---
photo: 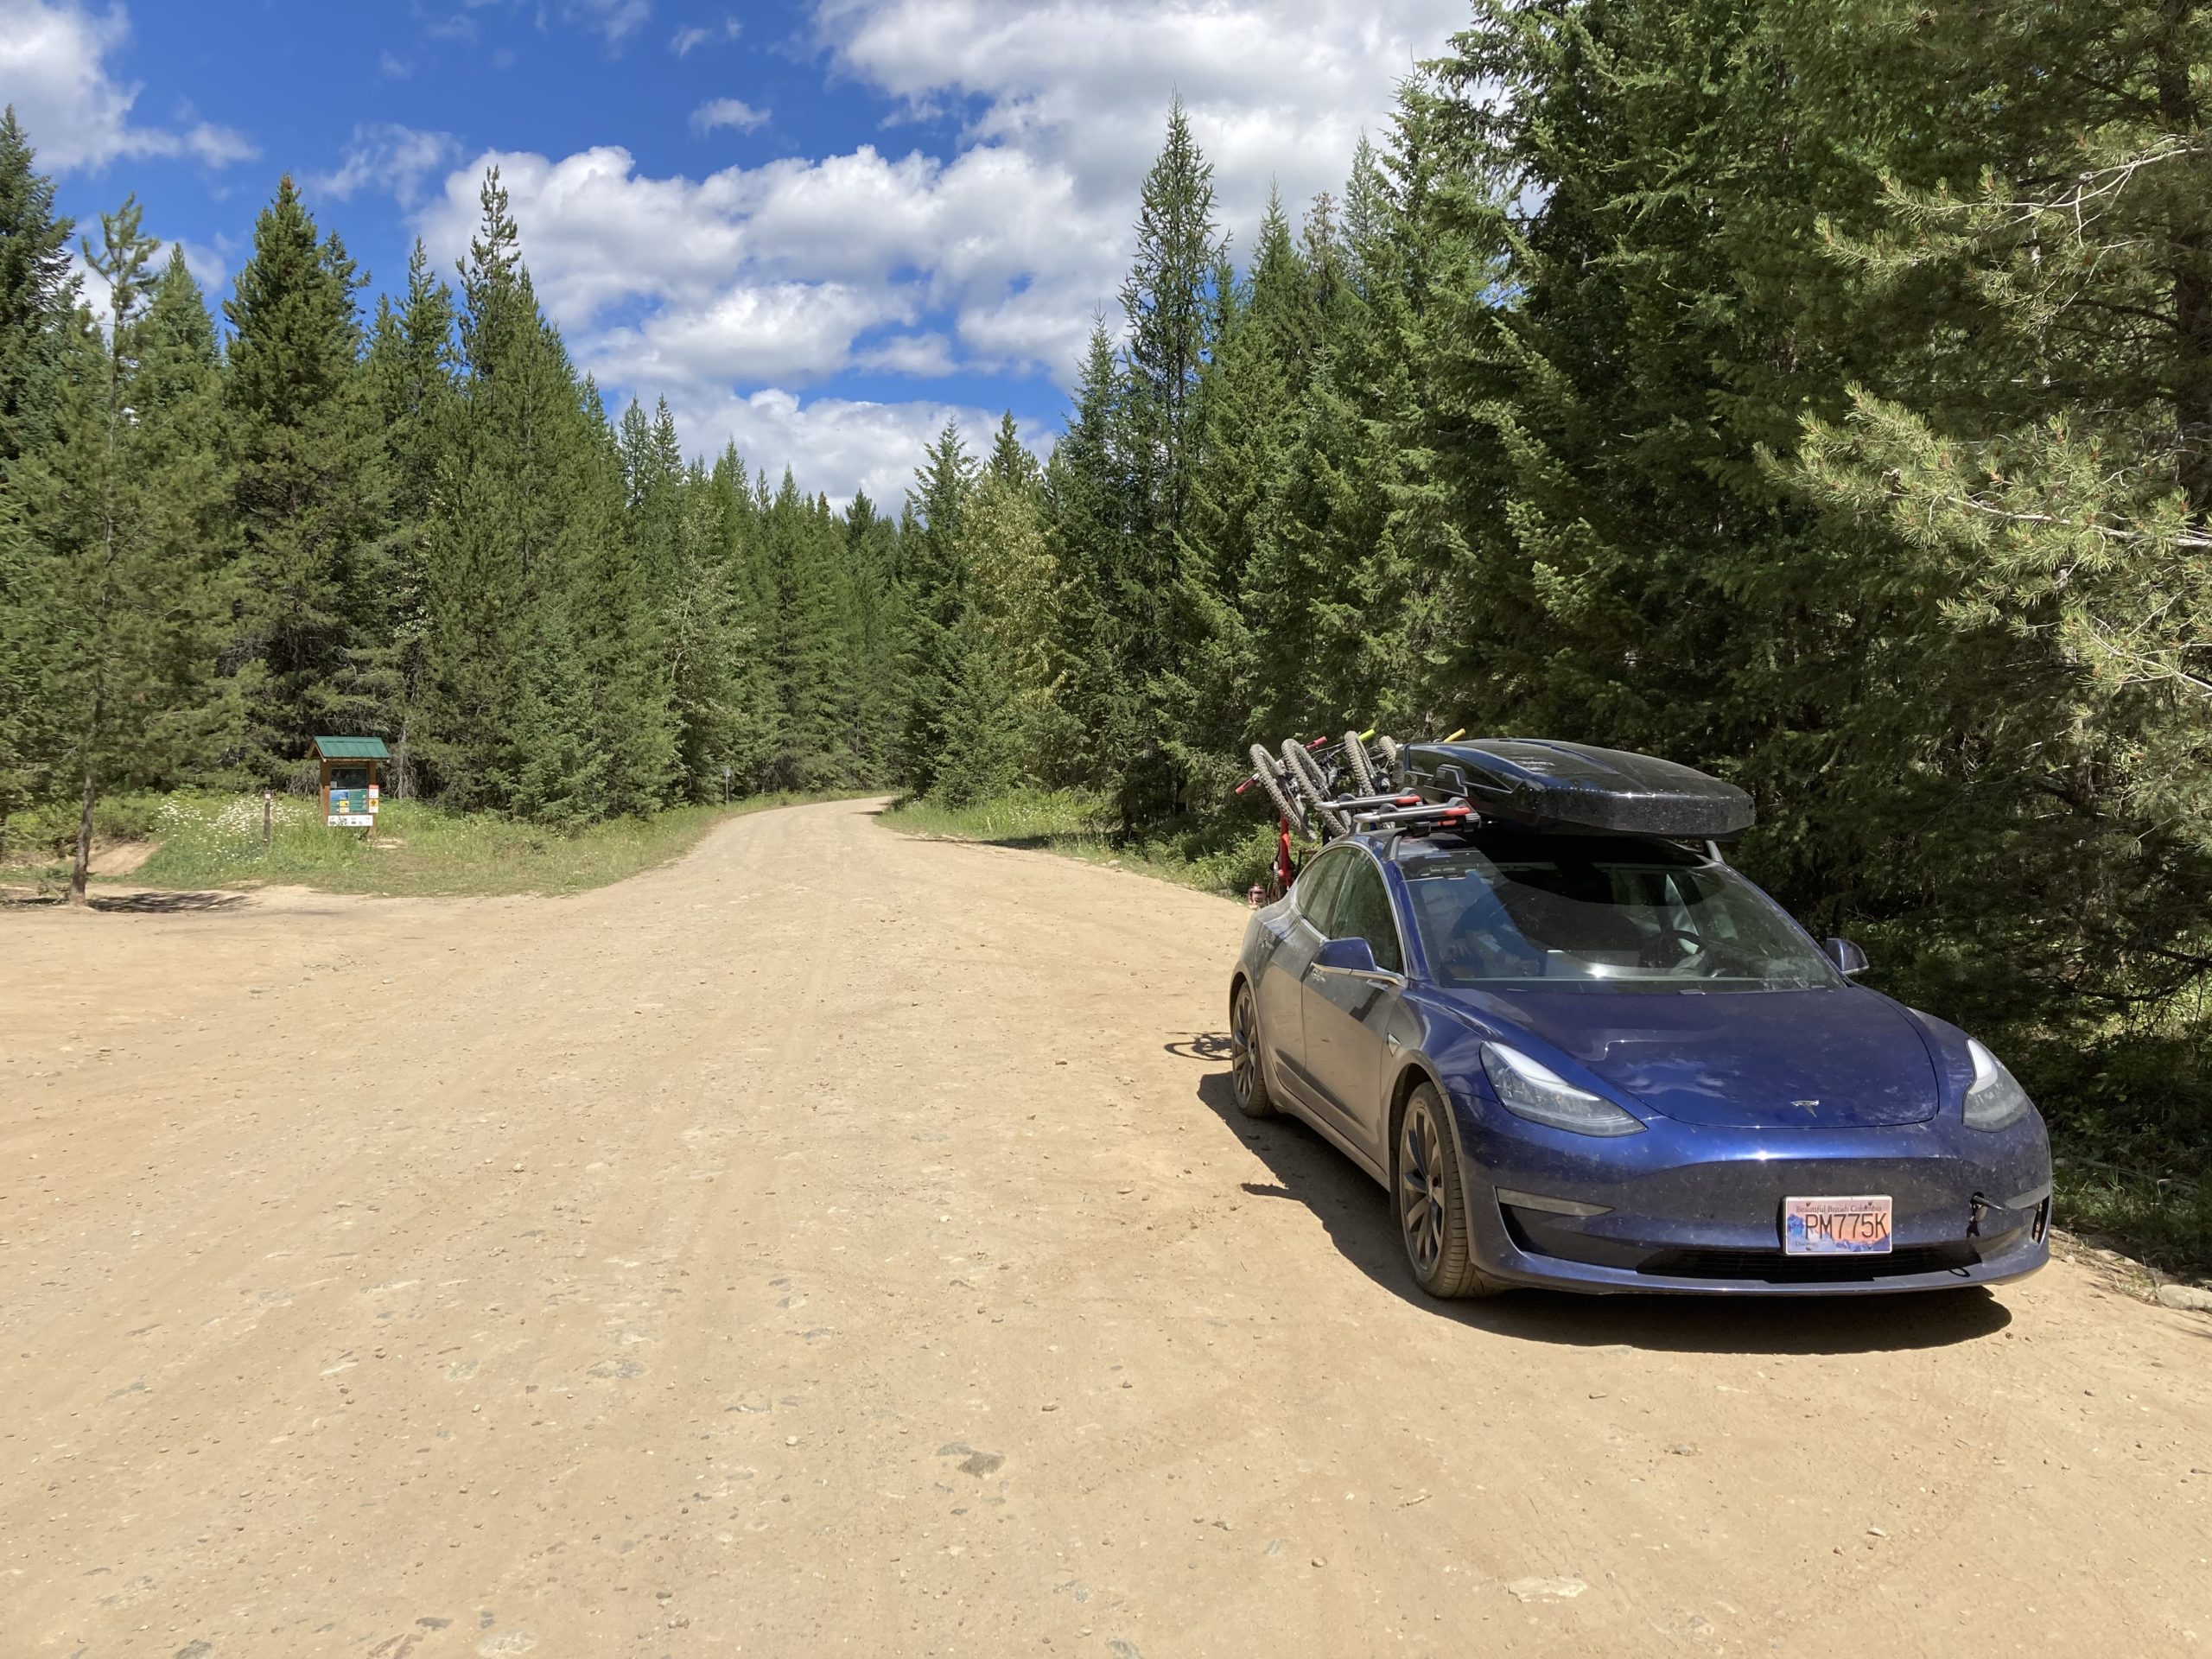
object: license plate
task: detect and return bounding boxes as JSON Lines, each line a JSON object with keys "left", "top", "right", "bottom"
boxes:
{"left": 1783, "top": 1195, "right": 1893, "bottom": 1255}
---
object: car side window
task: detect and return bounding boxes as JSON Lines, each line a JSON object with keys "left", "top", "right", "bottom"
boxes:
{"left": 1332, "top": 856, "right": 1406, "bottom": 976}
{"left": 1294, "top": 849, "right": 1351, "bottom": 937}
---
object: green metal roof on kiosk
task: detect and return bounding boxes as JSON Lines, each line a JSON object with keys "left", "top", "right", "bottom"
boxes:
{"left": 311, "top": 735, "right": 391, "bottom": 760}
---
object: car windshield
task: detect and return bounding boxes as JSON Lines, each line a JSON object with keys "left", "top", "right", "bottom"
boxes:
{"left": 1398, "top": 834, "right": 1840, "bottom": 993}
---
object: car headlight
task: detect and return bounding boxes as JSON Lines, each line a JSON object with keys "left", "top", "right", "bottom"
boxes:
{"left": 1964, "top": 1039, "right": 2035, "bottom": 1131}
{"left": 1480, "top": 1043, "right": 1645, "bottom": 1137}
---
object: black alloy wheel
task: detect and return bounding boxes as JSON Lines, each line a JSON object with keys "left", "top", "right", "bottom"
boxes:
{"left": 1230, "top": 982, "right": 1275, "bottom": 1118}
{"left": 1395, "top": 1083, "right": 1497, "bottom": 1298}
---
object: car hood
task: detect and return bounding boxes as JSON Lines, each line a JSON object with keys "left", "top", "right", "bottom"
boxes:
{"left": 1471, "top": 987, "right": 1940, "bottom": 1128}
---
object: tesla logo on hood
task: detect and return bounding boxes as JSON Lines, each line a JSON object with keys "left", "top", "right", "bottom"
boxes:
{"left": 1792, "top": 1099, "right": 1821, "bottom": 1110}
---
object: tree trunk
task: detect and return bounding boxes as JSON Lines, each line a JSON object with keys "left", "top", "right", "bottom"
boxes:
{"left": 67, "top": 764, "right": 95, "bottom": 907}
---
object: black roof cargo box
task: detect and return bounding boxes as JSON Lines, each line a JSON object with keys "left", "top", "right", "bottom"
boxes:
{"left": 1404, "top": 739, "right": 1754, "bottom": 838}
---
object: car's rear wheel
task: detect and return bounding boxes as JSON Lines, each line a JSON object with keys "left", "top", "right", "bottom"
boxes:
{"left": 1230, "top": 981, "right": 1275, "bottom": 1118}
{"left": 1397, "top": 1083, "right": 1499, "bottom": 1298}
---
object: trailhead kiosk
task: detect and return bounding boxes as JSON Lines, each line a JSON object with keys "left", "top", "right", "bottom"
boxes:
{"left": 313, "top": 735, "right": 389, "bottom": 829}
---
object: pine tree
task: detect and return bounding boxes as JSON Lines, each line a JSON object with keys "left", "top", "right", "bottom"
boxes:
{"left": 0, "top": 107, "right": 75, "bottom": 469}
{"left": 1243, "top": 129, "right": 1441, "bottom": 747}
{"left": 749, "top": 470, "right": 862, "bottom": 789}
{"left": 421, "top": 169, "right": 588, "bottom": 812}
{"left": 1045, "top": 322, "right": 1139, "bottom": 796}
{"left": 897, "top": 421, "right": 976, "bottom": 793}
{"left": 842, "top": 487, "right": 906, "bottom": 785}
{"left": 416, "top": 170, "right": 678, "bottom": 821}
{"left": 660, "top": 458, "right": 744, "bottom": 799}
{"left": 17, "top": 200, "right": 228, "bottom": 901}
{"left": 571, "top": 377, "right": 677, "bottom": 815}
{"left": 364, "top": 240, "right": 457, "bottom": 795}
{"left": 1113, "top": 102, "right": 1230, "bottom": 823}
{"left": 940, "top": 420, "right": 1057, "bottom": 803}
{"left": 705, "top": 442, "right": 779, "bottom": 790}
{"left": 0, "top": 107, "right": 77, "bottom": 850}
{"left": 1122, "top": 97, "right": 1226, "bottom": 552}
{"left": 224, "top": 176, "right": 387, "bottom": 779}
{"left": 1773, "top": 0, "right": 2212, "bottom": 1099}
{"left": 1171, "top": 188, "right": 1326, "bottom": 774}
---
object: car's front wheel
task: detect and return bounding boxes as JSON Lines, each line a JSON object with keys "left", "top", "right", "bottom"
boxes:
{"left": 1230, "top": 981, "right": 1275, "bottom": 1118}
{"left": 1397, "top": 1083, "right": 1499, "bottom": 1299}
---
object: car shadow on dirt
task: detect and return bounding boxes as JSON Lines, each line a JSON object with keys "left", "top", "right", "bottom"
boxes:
{"left": 1185, "top": 1063, "right": 2013, "bottom": 1355}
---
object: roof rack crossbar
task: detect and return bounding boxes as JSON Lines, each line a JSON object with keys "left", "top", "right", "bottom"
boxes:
{"left": 1354, "top": 802, "right": 1477, "bottom": 831}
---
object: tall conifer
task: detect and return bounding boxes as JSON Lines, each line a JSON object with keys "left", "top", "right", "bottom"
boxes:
{"left": 18, "top": 202, "right": 227, "bottom": 900}
{"left": 224, "top": 177, "right": 386, "bottom": 777}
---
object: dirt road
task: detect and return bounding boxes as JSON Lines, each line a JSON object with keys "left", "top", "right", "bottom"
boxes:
{"left": 3, "top": 798, "right": 2208, "bottom": 1657}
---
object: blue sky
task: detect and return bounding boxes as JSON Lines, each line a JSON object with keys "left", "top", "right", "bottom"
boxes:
{"left": 3, "top": 0, "right": 1465, "bottom": 503}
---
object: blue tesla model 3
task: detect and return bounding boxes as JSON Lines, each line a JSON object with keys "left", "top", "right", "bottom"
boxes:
{"left": 1227, "top": 741, "right": 2053, "bottom": 1297}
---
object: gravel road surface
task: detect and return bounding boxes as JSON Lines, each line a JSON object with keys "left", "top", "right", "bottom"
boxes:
{"left": 3, "top": 798, "right": 2209, "bottom": 1656}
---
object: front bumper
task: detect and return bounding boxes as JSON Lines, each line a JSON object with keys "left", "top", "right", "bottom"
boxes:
{"left": 1451, "top": 1091, "right": 2053, "bottom": 1296}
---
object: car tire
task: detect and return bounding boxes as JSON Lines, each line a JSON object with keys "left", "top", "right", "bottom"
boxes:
{"left": 1396, "top": 1082, "right": 1501, "bottom": 1299}
{"left": 1230, "top": 980, "right": 1276, "bottom": 1119}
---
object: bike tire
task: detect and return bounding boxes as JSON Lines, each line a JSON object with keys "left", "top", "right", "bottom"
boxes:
{"left": 1342, "top": 731, "right": 1376, "bottom": 795}
{"left": 1282, "top": 741, "right": 1351, "bottom": 837}
{"left": 1375, "top": 734, "right": 1401, "bottom": 787}
{"left": 1249, "top": 743, "right": 1306, "bottom": 839}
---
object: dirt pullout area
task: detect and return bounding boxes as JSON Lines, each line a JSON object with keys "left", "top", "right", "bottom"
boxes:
{"left": 3, "top": 797, "right": 2208, "bottom": 1657}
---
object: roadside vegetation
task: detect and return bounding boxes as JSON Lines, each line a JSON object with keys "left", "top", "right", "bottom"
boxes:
{"left": 0, "top": 791, "right": 836, "bottom": 899}
{"left": 884, "top": 789, "right": 1278, "bottom": 898}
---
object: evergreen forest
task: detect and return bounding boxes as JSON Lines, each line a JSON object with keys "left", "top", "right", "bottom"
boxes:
{"left": 2, "top": 0, "right": 2208, "bottom": 1254}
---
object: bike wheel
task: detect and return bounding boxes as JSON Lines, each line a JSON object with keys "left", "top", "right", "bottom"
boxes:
{"left": 1249, "top": 743, "right": 1306, "bottom": 839}
{"left": 1374, "top": 735, "right": 1401, "bottom": 787}
{"left": 1342, "top": 731, "right": 1376, "bottom": 795}
{"left": 1282, "top": 741, "right": 1351, "bottom": 837}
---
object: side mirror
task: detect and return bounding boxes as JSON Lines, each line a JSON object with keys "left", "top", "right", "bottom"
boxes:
{"left": 1315, "top": 936, "right": 1382, "bottom": 976}
{"left": 1823, "top": 938, "right": 1869, "bottom": 976}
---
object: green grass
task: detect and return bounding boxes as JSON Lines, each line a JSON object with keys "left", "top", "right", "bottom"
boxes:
{"left": 1, "top": 789, "right": 844, "bottom": 899}
{"left": 2055, "top": 1161, "right": 2212, "bottom": 1280}
{"left": 883, "top": 788, "right": 1278, "bottom": 899}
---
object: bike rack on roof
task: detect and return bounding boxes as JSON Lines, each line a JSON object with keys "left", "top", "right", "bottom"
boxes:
{"left": 1237, "top": 729, "right": 1753, "bottom": 867}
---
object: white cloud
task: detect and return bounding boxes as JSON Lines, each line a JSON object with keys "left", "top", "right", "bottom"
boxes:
{"left": 0, "top": 0, "right": 257, "bottom": 171}
{"left": 563, "top": 0, "right": 651, "bottom": 44}
{"left": 814, "top": 0, "right": 1465, "bottom": 236}
{"left": 414, "top": 1, "right": 1460, "bottom": 497}
{"left": 690, "top": 97, "right": 768, "bottom": 134}
{"left": 308, "top": 124, "right": 462, "bottom": 209}
{"left": 854, "top": 331, "right": 956, "bottom": 377}
{"left": 670, "top": 16, "right": 740, "bottom": 54}
{"left": 668, "top": 387, "right": 1007, "bottom": 508}
{"left": 416, "top": 139, "right": 1109, "bottom": 385}
{"left": 594, "top": 279, "right": 915, "bottom": 385}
